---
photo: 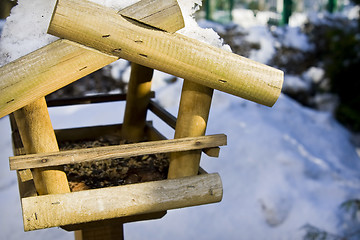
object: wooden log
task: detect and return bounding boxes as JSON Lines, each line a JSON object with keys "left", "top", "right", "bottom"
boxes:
{"left": 10, "top": 134, "right": 227, "bottom": 170}
{"left": 13, "top": 98, "right": 70, "bottom": 195}
{"left": 9, "top": 114, "right": 38, "bottom": 198}
{"left": 168, "top": 81, "right": 214, "bottom": 179}
{"left": 0, "top": 0, "right": 183, "bottom": 120}
{"left": 119, "top": 0, "right": 184, "bottom": 33}
{"left": 22, "top": 173, "right": 223, "bottom": 231}
{"left": 0, "top": 39, "right": 118, "bottom": 119}
{"left": 48, "top": 0, "right": 284, "bottom": 107}
{"left": 121, "top": 63, "right": 154, "bottom": 142}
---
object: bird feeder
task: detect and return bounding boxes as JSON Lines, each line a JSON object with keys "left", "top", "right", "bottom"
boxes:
{"left": 0, "top": 0, "right": 283, "bottom": 239}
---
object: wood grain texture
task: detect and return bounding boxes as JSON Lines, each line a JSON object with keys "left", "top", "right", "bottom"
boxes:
{"left": 121, "top": 63, "right": 153, "bottom": 142}
{"left": 0, "top": 0, "right": 184, "bottom": 120}
{"left": 10, "top": 134, "right": 227, "bottom": 170}
{"left": 119, "top": 0, "right": 184, "bottom": 33}
{"left": 168, "top": 81, "right": 214, "bottom": 179}
{"left": 22, "top": 173, "right": 223, "bottom": 231}
{"left": 0, "top": 39, "right": 117, "bottom": 119}
{"left": 13, "top": 98, "right": 70, "bottom": 195}
{"left": 48, "top": 0, "right": 283, "bottom": 107}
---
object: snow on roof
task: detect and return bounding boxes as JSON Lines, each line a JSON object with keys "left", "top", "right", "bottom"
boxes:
{"left": 0, "top": 0, "right": 230, "bottom": 67}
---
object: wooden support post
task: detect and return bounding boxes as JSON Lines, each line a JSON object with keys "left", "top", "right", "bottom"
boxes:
{"left": 74, "top": 225, "right": 124, "bottom": 240}
{"left": 122, "top": 63, "right": 153, "bottom": 142}
{"left": 168, "top": 81, "right": 214, "bottom": 179}
{"left": 13, "top": 97, "right": 70, "bottom": 195}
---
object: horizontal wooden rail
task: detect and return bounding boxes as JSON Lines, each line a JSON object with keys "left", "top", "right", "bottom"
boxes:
{"left": 22, "top": 173, "right": 223, "bottom": 231}
{"left": 148, "top": 100, "right": 177, "bottom": 129}
{"left": 48, "top": 0, "right": 283, "bottom": 107}
{"left": 10, "top": 134, "right": 227, "bottom": 170}
{"left": 46, "top": 92, "right": 155, "bottom": 107}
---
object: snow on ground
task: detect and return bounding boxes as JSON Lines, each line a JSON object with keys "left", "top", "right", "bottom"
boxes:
{"left": 1, "top": 0, "right": 360, "bottom": 239}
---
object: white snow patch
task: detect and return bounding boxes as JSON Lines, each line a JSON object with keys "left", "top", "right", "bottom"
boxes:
{"left": 246, "top": 26, "right": 275, "bottom": 64}
{"left": 283, "top": 74, "right": 310, "bottom": 93}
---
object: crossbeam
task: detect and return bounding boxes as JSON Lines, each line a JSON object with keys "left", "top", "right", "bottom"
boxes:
{"left": 48, "top": 0, "right": 283, "bottom": 107}
{"left": 9, "top": 134, "right": 227, "bottom": 170}
{"left": 22, "top": 173, "right": 223, "bottom": 231}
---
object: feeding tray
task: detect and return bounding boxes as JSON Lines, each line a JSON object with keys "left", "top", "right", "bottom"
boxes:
{"left": 9, "top": 94, "right": 225, "bottom": 231}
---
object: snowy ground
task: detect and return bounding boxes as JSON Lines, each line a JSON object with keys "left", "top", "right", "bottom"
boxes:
{"left": 1, "top": 1, "right": 360, "bottom": 239}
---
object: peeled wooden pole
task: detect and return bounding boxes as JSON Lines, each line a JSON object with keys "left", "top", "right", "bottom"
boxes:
{"left": 13, "top": 97, "right": 70, "bottom": 195}
{"left": 168, "top": 81, "right": 214, "bottom": 179}
{"left": 121, "top": 63, "right": 153, "bottom": 142}
{"left": 48, "top": 0, "right": 283, "bottom": 107}
{"left": 22, "top": 173, "right": 222, "bottom": 231}
{"left": 0, "top": 0, "right": 183, "bottom": 120}
{"left": 0, "top": 39, "right": 118, "bottom": 119}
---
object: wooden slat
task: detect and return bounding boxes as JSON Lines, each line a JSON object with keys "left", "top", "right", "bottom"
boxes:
{"left": 10, "top": 134, "right": 227, "bottom": 170}
{"left": 46, "top": 93, "right": 155, "bottom": 107}
{"left": 0, "top": 39, "right": 118, "bottom": 119}
{"left": 48, "top": 0, "right": 283, "bottom": 107}
{"left": 148, "top": 100, "right": 177, "bottom": 129}
{"left": 55, "top": 124, "right": 122, "bottom": 143}
{"left": 22, "top": 173, "right": 223, "bottom": 231}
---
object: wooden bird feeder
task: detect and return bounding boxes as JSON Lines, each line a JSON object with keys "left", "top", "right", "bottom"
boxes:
{"left": 0, "top": 0, "right": 283, "bottom": 239}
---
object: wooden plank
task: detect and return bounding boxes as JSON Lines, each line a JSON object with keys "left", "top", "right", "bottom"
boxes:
{"left": 22, "top": 173, "right": 223, "bottom": 231}
{"left": 0, "top": 39, "right": 118, "bottom": 119}
{"left": 13, "top": 97, "right": 70, "bottom": 195}
{"left": 168, "top": 81, "right": 214, "bottom": 179}
{"left": 119, "top": 0, "right": 184, "bottom": 33}
{"left": 48, "top": 0, "right": 284, "bottom": 107}
{"left": 55, "top": 124, "right": 122, "bottom": 143}
{"left": 46, "top": 93, "right": 155, "bottom": 107}
{"left": 148, "top": 100, "right": 177, "bottom": 129}
{"left": 10, "top": 134, "right": 227, "bottom": 170}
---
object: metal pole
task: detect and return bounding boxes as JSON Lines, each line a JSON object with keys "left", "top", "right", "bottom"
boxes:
{"left": 327, "top": 0, "right": 337, "bottom": 13}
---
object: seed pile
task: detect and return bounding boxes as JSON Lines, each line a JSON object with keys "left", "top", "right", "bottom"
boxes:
{"left": 59, "top": 136, "right": 169, "bottom": 192}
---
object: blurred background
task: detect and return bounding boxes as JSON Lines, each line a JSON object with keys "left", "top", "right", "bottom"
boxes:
{"left": 1, "top": 0, "right": 360, "bottom": 239}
